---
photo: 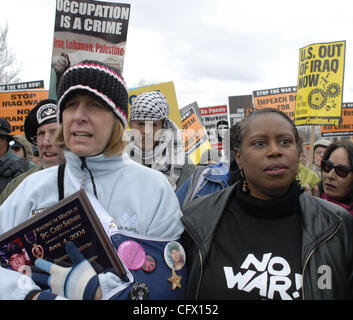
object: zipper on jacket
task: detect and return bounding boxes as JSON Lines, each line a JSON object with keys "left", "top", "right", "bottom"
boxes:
{"left": 183, "top": 224, "right": 204, "bottom": 299}
{"left": 301, "top": 222, "right": 342, "bottom": 300}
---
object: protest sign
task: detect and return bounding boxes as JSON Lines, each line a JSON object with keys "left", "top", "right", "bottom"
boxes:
{"left": 50, "top": 0, "right": 130, "bottom": 99}
{"left": 0, "top": 90, "right": 49, "bottom": 135}
{"left": 199, "top": 105, "right": 229, "bottom": 153}
{"left": 128, "top": 81, "right": 182, "bottom": 129}
{"left": 228, "top": 94, "right": 253, "bottom": 126}
{"left": 295, "top": 40, "right": 345, "bottom": 126}
{"left": 253, "top": 86, "right": 296, "bottom": 121}
{"left": 0, "top": 81, "right": 44, "bottom": 92}
{"left": 321, "top": 103, "right": 353, "bottom": 137}
{"left": 180, "top": 102, "right": 210, "bottom": 165}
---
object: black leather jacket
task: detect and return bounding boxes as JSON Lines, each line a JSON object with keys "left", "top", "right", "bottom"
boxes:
{"left": 182, "top": 183, "right": 353, "bottom": 300}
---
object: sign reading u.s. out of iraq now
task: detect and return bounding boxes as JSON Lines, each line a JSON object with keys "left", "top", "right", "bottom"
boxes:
{"left": 321, "top": 103, "right": 353, "bottom": 137}
{"left": 295, "top": 41, "right": 346, "bottom": 127}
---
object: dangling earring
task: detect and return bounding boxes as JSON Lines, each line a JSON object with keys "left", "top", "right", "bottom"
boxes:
{"left": 240, "top": 169, "right": 248, "bottom": 193}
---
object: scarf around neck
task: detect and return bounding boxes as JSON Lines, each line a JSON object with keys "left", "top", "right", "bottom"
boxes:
{"left": 321, "top": 193, "right": 353, "bottom": 216}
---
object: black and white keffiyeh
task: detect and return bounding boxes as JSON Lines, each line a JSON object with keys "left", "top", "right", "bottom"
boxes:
{"left": 127, "top": 91, "right": 185, "bottom": 189}
{"left": 129, "top": 91, "right": 170, "bottom": 122}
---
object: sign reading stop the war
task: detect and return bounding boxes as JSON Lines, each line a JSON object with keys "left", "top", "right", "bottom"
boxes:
{"left": 0, "top": 90, "right": 49, "bottom": 135}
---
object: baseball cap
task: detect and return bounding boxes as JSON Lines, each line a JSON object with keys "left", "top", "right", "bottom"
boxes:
{"left": 24, "top": 99, "right": 58, "bottom": 145}
{"left": 314, "top": 139, "right": 331, "bottom": 149}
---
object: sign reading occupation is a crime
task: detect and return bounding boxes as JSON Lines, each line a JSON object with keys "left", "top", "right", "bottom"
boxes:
{"left": 50, "top": 0, "right": 131, "bottom": 100}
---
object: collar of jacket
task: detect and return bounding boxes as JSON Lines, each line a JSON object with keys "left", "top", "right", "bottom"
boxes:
{"left": 64, "top": 149, "right": 132, "bottom": 179}
{"left": 203, "top": 163, "right": 230, "bottom": 184}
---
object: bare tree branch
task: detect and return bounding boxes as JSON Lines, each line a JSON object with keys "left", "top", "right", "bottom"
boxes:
{"left": 0, "top": 23, "right": 21, "bottom": 85}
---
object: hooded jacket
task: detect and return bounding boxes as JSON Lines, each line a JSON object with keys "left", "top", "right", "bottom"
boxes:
{"left": 0, "top": 149, "right": 184, "bottom": 299}
{"left": 182, "top": 182, "right": 353, "bottom": 300}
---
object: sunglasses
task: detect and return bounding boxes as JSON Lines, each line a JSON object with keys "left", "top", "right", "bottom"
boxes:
{"left": 321, "top": 159, "right": 353, "bottom": 178}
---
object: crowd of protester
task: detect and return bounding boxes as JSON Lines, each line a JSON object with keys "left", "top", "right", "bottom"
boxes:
{"left": 0, "top": 59, "right": 352, "bottom": 300}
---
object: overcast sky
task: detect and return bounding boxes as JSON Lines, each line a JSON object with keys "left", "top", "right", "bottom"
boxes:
{"left": 1, "top": 0, "right": 353, "bottom": 109}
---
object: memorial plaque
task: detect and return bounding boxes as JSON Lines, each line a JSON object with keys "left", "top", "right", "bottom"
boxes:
{"left": 0, "top": 190, "right": 125, "bottom": 277}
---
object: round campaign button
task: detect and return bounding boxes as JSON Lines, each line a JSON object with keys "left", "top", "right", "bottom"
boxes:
{"left": 142, "top": 254, "right": 157, "bottom": 273}
{"left": 117, "top": 240, "right": 146, "bottom": 270}
{"left": 130, "top": 281, "right": 150, "bottom": 300}
{"left": 164, "top": 241, "right": 186, "bottom": 271}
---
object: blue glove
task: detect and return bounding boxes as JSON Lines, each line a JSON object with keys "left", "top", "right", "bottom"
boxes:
{"left": 32, "top": 242, "right": 99, "bottom": 300}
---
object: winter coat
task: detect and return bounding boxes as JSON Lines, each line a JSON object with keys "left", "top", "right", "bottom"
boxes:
{"left": 0, "top": 148, "right": 35, "bottom": 194}
{"left": 176, "top": 162, "right": 230, "bottom": 209}
{"left": 0, "top": 149, "right": 184, "bottom": 299}
{"left": 182, "top": 183, "right": 353, "bottom": 300}
{"left": 0, "top": 163, "right": 44, "bottom": 205}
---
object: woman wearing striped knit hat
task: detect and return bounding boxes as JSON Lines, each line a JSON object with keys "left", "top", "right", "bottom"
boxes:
{"left": 0, "top": 61, "right": 186, "bottom": 300}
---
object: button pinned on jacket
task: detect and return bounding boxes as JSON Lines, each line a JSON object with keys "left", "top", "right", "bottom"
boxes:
{"left": 117, "top": 240, "right": 146, "bottom": 270}
{"left": 164, "top": 241, "right": 185, "bottom": 271}
{"left": 130, "top": 281, "right": 150, "bottom": 300}
{"left": 142, "top": 254, "right": 157, "bottom": 272}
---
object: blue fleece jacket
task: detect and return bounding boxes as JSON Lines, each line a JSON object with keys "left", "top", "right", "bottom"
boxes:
{"left": 0, "top": 150, "right": 183, "bottom": 299}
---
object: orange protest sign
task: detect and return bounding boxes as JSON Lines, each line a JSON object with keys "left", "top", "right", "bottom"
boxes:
{"left": 180, "top": 102, "right": 210, "bottom": 165}
{"left": 253, "top": 86, "right": 296, "bottom": 120}
{"left": 0, "top": 90, "right": 49, "bottom": 135}
{"left": 321, "top": 103, "right": 353, "bottom": 137}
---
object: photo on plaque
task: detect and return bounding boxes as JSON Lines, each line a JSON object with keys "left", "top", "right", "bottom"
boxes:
{"left": 0, "top": 238, "right": 33, "bottom": 275}
{"left": 0, "top": 190, "right": 125, "bottom": 277}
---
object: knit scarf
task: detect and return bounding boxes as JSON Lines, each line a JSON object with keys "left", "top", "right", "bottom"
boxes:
{"left": 126, "top": 119, "right": 185, "bottom": 190}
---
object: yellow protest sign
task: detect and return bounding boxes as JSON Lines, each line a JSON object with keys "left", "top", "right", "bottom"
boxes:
{"left": 0, "top": 90, "right": 49, "bottom": 135}
{"left": 295, "top": 40, "right": 345, "bottom": 126}
{"left": 128, "top": 81, "right": 182, "bottom": 129}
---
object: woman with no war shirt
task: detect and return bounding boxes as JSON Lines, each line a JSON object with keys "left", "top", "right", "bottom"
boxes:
{"left": 182, "top": 108, "right": 353, "bottom": 300}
